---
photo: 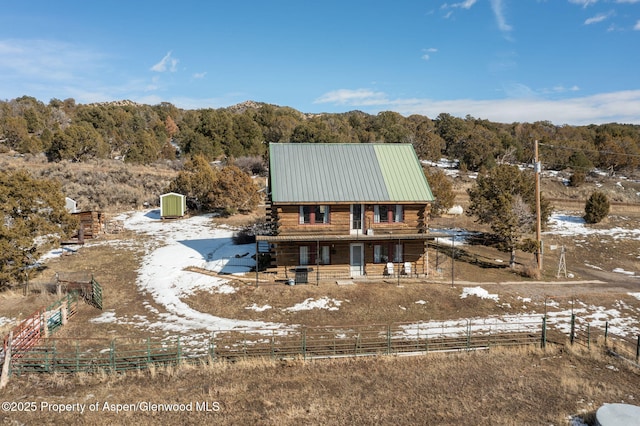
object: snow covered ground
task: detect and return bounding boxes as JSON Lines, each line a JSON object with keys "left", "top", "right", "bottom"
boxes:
{"left": 21, "top": 208, "right": 637, "bottom": 346}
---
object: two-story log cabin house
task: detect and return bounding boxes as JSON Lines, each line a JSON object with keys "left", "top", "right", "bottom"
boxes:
{"left": 257, "top": 143, "right": 434, "bottom": 282}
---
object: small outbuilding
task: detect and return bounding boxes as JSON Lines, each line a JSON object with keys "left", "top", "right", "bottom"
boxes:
{"left": 160, "top": 192, "right": 186, "bottom": 219}
{"left": 65, "top": 197, "right": 78, "bottom": 213}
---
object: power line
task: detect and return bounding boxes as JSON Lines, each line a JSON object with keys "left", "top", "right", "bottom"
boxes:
{"left": 538, "top": 142, "right": 640, "bottom": 159}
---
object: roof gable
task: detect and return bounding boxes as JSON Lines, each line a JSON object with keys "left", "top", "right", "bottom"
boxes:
{"left": 269, "top": 143, "right": 434, "bottom": 203}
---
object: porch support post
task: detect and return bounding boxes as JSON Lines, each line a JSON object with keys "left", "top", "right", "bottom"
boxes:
{"left": 397, "top": 238, "right": 401, "bottom": 287}
{"left": 316, "top": 239, "right": 320, "bottom": 286}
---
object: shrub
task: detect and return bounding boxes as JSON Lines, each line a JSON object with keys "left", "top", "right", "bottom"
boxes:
{"left": 568, "top": 171, "right": 585, "bottom": 187}
{"left": 584, "top": 191, "right": 610, "bottom": 224}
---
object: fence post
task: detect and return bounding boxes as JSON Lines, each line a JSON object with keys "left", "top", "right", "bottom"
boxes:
{"left": 570, "top": 314, "right": 576, "bottom": 345}
{"left": 51, "top": 341, "right": 57, "bottom": 373}
{"left": 636, "top": 336, "right": 640, "bottom": 364}
{"left": 75, "top": 340, "right": 80, "bottom": 372}
{"left": 0, "top": 331, "right": 13, "bottom": 389}
{"left": 147, "top": 338, "right": 151, "bottom": 366}
{"left": 587, "top": 324, "right": 590, "bottom": 350}
{"left": 242, "top": 332, "right": 247, "bottom": 358}
{"left": 110, "top": 339, "right": 115, "bottom": 372}
{"left": 43, "top": 311, "right": 49, "bottom": 338}
{"left": 270, "top": 331, "right": 274, "bottom": 360}
{"left": 604, "top": 322, "right": 608, "bottom": 346}
{"left": 176, "top": 336, "right": 181, "bottom": 365}
{"left": 355, "top": 333, "right": 360, "bottom": 356}
{"left": 541, "top": 316, "right": 547, "bottom": 349}
{"left": 466, "top": 321, "right": 471, "bottom": 351}
{"left": 302, "top": 328, "right": 307, "bottom": 361}
{"left": 210, "top": 333, "right": 216, "bottom": 362}
{"left": 386, "top": 325, "right": 391, "bottom": 355}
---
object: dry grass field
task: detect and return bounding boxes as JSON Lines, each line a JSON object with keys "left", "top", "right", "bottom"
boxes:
{"left": 1, "top": 345, "right": 639, "bottom": 425}
{"left": 1, "top": 155, "right": 640, "bottom": 425}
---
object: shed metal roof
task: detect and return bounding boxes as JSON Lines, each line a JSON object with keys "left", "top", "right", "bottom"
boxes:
{"left": 269, "top": 143, "right": 434, "bottom": 203}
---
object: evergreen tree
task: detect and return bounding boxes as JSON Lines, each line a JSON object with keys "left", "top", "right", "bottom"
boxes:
{"left": 584, "top": 191, "right": 610, "bottom": 224}
{"left": 467, "top": 164, "right": 552, "bottom": 258}
{"left": 0, "top": 170, "right": 78, "bottom": 289}
{"left": 424, "top": 167, "right": 454, "bottom": 216}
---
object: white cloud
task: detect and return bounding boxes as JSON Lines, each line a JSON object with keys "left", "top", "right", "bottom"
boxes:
{"left": 313, "top": 88, "right": 640, "bottom": 125}
{"left": 584, "top": 11, "right": 614, "bottom": 25}
{"left": 193, "top": 72, "right": 207, "bottom": 79}
{"left": 490, "top": 0, "right": 513, "bottom": 34}
{"left": 635, "top": 20, "right": 640, "bottom": 30}
{"left": 151, "top": 51, "right": 178, "bottom": 73}
{"left": 568, "top": 0, "right": 599, "bottom": 6}
{"left": 314, "top": 89, "right": 389, "bottom": 106}
{"left": 440, "top": 0, "right": 476, "bottom": 18}
{"left": 615, "top": 0, "right": 640, "bottom": 3}
{"left": 421, "top": 48, "right": 438, "bottom": 60}
{"left": 451, "top": 0, "right": 478, "bottom": 9}
{"left": 0, "top": 39, "right": 104, "bottom": 81}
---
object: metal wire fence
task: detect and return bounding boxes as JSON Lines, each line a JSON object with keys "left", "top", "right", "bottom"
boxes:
{"left": 4, "top": 314, "right": 639, "bottom": 375}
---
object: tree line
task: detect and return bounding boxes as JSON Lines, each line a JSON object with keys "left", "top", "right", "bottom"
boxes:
{"left": 1, "top": 96, "right": 639, "bottom": 173}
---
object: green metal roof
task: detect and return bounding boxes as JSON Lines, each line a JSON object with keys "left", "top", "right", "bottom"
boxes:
{"left": 269, "top": 143, "right": 434, "bottom": 203}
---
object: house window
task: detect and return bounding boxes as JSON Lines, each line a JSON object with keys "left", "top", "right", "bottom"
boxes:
{"left": 300, "top": 245, "right": 331, "bottom": 265}
{"left": 393, "top": 243, "right": 403, "bottom": 263}
{"left": 320, "top": 245, "right": 330, "bottom": 265}
{"left": 373, "top": 243, "right": 403, "bottom": 263}
{"left": 374, "top": 205, "right": 403, "bottom": 223}
{"left": 373, "top": 244, "right": 389, "bottom": 263}
{"left": 299, "top": 246, "right": 310, "bottom": 265}
{"left": 299, "top": 205, "right": 330, "bottom": 224}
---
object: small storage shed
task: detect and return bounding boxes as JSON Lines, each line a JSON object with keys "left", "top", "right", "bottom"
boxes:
{"left": 65, "top": 197, "right": 77, "bottom": 213}
{"left": 160, "top": 192, "right": 186, "bottom": 219}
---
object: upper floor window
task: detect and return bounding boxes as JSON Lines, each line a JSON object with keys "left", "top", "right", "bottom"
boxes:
{"left": 374, "top": 205, "right": 403, "bottom": 223}
{"left": 299, "top": 205, "right": 330, "bottom": 225}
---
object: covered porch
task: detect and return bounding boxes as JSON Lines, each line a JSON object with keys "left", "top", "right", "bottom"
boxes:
{"left": 255, "top": 232, "right": 451, "bottom": 285}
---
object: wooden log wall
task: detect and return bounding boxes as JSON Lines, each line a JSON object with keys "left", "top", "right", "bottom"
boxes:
{"left": 273, "top": 203, "right": 429, "bottom": 236}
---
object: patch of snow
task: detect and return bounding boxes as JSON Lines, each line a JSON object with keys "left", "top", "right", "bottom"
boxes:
{"left": 415, "top": 300, "right": 427, "bottom": 305}
{"left": 546, "top": 213, "right": 640, "bottom": 240}
{"left": 431, "top": 229, "right": 479, "bottom": 246}
{"left": 460, "top": 287, "right": 499, "bottom": 301}
{"left": 613, "top": 268, "right": 635, "bottom": 276}
{"left": 91, "top": 311, "right": 117, "bottom": 324}
{"left": 584, "top": 263, "right": 603, "bottom": 271}
{"left": 283, "top": 297, "right": 342, "bottom": 312}
{"left": 245, "top": 304, "right": 272, "bottom": 312}
{"left": 628, "top": 293, "right": 640, "bottom": 301}
{"left": 108, "top": 209, "right": 286, "bottom": 335}
{"left": 447, "top": 205, "right": 463, "bottom": 215}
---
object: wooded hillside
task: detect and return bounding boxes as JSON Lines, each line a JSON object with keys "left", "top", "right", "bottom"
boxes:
{"left": 2, "top": 96, "right": 639, "bottom": 174}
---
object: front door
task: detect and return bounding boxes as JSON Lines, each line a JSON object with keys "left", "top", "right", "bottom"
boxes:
{"left": 350, "top": 243, "right": 364, "bottom": 277}
{"left": 350, "top": 204, "right": 363, "bottom": 235}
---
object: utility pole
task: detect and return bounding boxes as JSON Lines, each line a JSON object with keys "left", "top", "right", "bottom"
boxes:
{"left": 534, "top": 140, "right": 543, "bottom": 271}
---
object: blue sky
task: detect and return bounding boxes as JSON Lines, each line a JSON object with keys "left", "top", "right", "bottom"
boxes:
{"left": 1, "top": 0, "right": 639, "bottom": 125}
